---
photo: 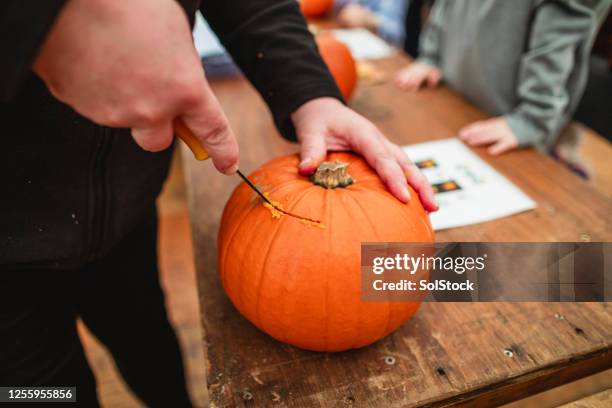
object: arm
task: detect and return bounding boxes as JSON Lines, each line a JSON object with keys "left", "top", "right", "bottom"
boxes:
{"left": 505, "top": 0, "right": 609, "bottom": 148}
{"left": 395, "top": 0, "right": 444, "bottom": 92}
{"left": 200, "top": 0, "right": 343, "bottom": 141}
{"left": 0, "top": 0, "right": 67, "bottom": 102}
{"left": 201, "top": 0, "right": 437, "bottom": 209}
{"left": 417, "top": 0, "right": 447, "bottom": 67}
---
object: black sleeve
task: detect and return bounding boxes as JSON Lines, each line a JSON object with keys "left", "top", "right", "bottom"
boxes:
{"left": 200, "top": 0, "right": 344, "bottom": 141}
{"left": 0, "top": 0, "right": 67, "bottom": 102}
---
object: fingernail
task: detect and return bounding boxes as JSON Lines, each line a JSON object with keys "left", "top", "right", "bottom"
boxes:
{"left": 299, "top": 158, "right": 316, "bottom": 176}
{"left": 299, "top": 158, "right": 312, "bottom": 168}
{"left": 400, "top": 186, "right": 411, "bottom": 202}
{"left": 226, "top": 163, "right": 239, "bottom": 174}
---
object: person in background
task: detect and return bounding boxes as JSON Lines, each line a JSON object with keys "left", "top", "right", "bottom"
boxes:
{"left": 193, "top": 12, "right": 241, "bottom": 79}
{"left": 403, "top": 0, "right": 428, "bottom": 58}
{"left": 395, "top": 0, "right": 610, "bottom": 159}
{"left": 575, "top": 10, "right": 612, "bottom": 141}
{"left": 0, "top": 0, "right": 436, "bottom": 406}
{"left": 336, "top": 0, "right": 410, "bottom": 46}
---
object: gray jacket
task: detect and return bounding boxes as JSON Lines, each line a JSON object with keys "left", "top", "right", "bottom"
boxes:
{"left": 419, "top": 0, "right": 610, "bottom": 148}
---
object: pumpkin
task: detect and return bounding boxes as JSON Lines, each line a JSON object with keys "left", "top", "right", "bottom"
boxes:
{"left": 299, "top": 0, "right": 334, "bottom": 18}
{"left": 316, "top": 34, "right": 358, "bottom": 101}
{"left": 218, "top": 153, "right": 435, "bottom": 352}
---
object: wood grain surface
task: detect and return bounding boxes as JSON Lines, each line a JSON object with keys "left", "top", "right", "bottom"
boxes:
{"left": 182, "top": 51, "right": 612, "bottom": 407}
{"left": 559, "top": 387, "right": 612, "bottom": 407}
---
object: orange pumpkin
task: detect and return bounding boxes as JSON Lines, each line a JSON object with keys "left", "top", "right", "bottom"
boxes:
{"left": 316, "top": 34, "right": 358, "bottom": 101}
{"left": 218, "top": 153, "right": 435, "bottom": 352}
{"left": 299, "top": 0, "right": 334, "bottom": 18}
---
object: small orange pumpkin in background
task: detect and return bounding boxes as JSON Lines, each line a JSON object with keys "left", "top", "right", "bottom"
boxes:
{"left": 316, "top": 34, "right": 358, "bottom": 101}
{"left": 218, "top": 153, "right": 434, "bottom": 352}
{"left": 299, "top": 0, "right": 334, "bottom": 18}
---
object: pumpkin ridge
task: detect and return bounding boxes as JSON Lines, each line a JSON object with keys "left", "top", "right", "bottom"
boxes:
{"left": 348, "top": 188, "right": 428, "bottom": 344}
{"left": 387, "top": 188, "right": 427, "bottom": 235}
{"left": 231, "top": 181, "right": 319, "bottom": 325}
{"left": 342, "top": 189, "right": 393, "bottom": 349}
{"left": 231, "top": 204, "right": 286, "bottom": 315}
{"left": 265, "top": 179, "right": 315, "bottom": 201}
{"left": 253, "top": 186, "right": 322, "bottom": 335}
{"left": 219, "top": 188, "right": 265, "bottom": 292}
{"left": 219, "top": 178, "right": 307, "bottom": 303}
{"left": 323, "top": 188, "right": 331, "bottom": 351}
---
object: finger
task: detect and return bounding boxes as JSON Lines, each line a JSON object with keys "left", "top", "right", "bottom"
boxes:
{"left": 297, "top": 131, "right": 328, "bottom": 176}
{"left": 405, "top": 163, "right": 438, "bottom": 211}
{"left": 426, "top": 70, "right": 441, "bottom": 87}
{"left": 488, "top": 139, "right": 515, "bottom": 156}
{"left": 394, "top": 74, "right": 408, "bottom": 88}
{"left": 385, "top": 140, "right": 438, "bottom": 211}
{"left": 395, "top": 71, "right": 423, "bottom": 92}
{"left": 180, "top": 79, "right": 239, "bottom": 175}
{"left": 351, "top": 126, "right": 410, "bottom": 202}
{"left": 458, "top": 121, "right": 485, "bottom": 140}
{"left": 394, "top": 74, "right": 411, "bottom": 90}
{"left": 404, "top": 75, "right": 425, "bottom": 92}
{"left": 375, "top": 154, "right": 411, "bottom": 203}
{"left": 464, "top": 131, "right": 500, "bottom": 146}
{"left": 131, "top": 121, "right": 174, "bottom": 152}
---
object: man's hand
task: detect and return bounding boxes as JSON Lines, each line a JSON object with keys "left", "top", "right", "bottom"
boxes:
{"left": 395, "top": 62, "right": 442, "bottom": 92}
{"left": 33, "top": 0, "right": 238, "bottom": 174}
{"left": 458, "top": 117, "right": 519, "bottom": 155}
{"left": 291, "top": 97, "right": 438, "bottom": 211}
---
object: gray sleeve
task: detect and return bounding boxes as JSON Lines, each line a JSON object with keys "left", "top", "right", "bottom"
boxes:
{"left": 505, "top": 0, "right": 610, "bottom": 148}
{"left": 416, "top": 0, "right": 447, "bottom": 66}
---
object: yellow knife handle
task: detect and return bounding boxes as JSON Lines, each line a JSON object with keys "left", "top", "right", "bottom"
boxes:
{"left": 174, "top": 118, "right": 209, "bottom": 161}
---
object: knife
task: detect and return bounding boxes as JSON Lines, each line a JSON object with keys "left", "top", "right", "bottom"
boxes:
{"left": 174, "top": 118, "right": 322, "bottom": 225}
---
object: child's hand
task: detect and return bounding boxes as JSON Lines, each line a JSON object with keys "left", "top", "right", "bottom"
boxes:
{"left": 395, "top": 62, "right": 442, "bottom": 92}
{"left": 458, "top": 117, "right": 519, "bottom": 155}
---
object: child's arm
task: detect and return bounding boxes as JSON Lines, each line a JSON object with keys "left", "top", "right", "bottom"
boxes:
{"left": 395, "top": 0, "right": 447, "bottom": 91}
{"left": 418, "top": 0, "right": 448, "bottom": 67}
{"left": 504, "top": 0, "right": 609, "bottom": 149}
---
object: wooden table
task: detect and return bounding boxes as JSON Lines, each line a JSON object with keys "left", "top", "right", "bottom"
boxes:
{"left": 182, "top": 51, "right": 612, "bottom": 407}
{"left": 559, "top": 388, "right": 612, "bottom": 407}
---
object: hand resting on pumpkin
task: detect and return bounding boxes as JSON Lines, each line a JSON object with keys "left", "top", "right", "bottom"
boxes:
{"left": 291, "top": 97, "right": 438, "bottom": 211}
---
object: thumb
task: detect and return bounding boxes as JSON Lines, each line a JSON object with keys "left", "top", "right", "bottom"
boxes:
{"left": 181, "top": 80, "right": 239, "bottom": 175}
{"left": 297, "top": 131, "right": 327, "bottom": 176}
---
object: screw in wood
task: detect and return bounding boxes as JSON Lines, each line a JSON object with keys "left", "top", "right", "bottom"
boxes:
{"left": 384, "top": 356, "right": 396, "bottom": 365}
{"left": 503, "top": 348, "right": 514, "bottom": 358}
{"left": 241, "top": 390, "right": 253, "bottom": 401}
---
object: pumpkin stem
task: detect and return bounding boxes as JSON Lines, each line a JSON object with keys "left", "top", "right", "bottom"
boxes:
{"left": 311, "top": 161, "right": 354, "bottom": 189}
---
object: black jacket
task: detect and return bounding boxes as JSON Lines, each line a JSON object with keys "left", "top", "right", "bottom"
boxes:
{"left": 0, "top": 0, "right": 342, "bottom": 269}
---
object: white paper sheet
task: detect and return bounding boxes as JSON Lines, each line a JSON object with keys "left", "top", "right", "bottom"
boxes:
{"left": 403, "top": 139, "right": 536, "bottom": 231}
{"left": 193, "top": 11, "right": 226, "bottom": 58}
{"left": 331, "top": 28, "right": 395, "bottom": 60}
